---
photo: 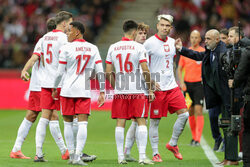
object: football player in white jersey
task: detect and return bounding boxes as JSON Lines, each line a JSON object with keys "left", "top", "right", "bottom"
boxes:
{"left": 143, "top": 14, "right": 189, "bottom": 161}
{"left": 124, "top": 22, "right": 149, "bottom": 162}
{"left": 34, "top": 11, "right": 73, "bottom": 162}
{"left": 106, "top": 20, "right": 155, "bottom": 165}
{"left": 52, "top": 21, "right": 105, "bottom": 165}
{"left": 11, "top": 18, "right": 68, "bottom": 160}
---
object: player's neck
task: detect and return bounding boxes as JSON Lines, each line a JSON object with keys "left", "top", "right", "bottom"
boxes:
{"left": 157, "top": 33, "right": 167, "bottom": 41}
{"left": 55, "top": 25, "right": 64, "bottom": 33}
{"left": 124, "top": 35, "right": 133, "bottom": 40}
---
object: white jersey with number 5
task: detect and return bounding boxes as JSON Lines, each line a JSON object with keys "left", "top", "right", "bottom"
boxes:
{"left": 41, "top": 29, "right": 68, "bottom": 88}
{"left": 106, "top": 37, "right": 147, "bottom": 94}
{"left": 143, "top": 34, "right": 178, "bottom": 91}
{"left": 29, "top": 37, "right": 44, "bottom": 91}
{"left": 59, "top": 39, "right": 103, "bottom": 98}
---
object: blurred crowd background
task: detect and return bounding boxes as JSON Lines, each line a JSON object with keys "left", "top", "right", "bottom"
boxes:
{"left": 0, "top": 0, "right": 249, "bottom": 68}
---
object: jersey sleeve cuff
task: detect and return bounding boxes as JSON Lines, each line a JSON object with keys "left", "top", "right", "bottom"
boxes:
{"left": 105, "top": 60, "right": 112, "bottom": 64}
{"left": 59, "top": 61, "right": 67, "bottom": 64}
{"left": 33, "top": 52, "right": 41, "bottom": 57}
{"left": 139, "top": 59, "right": 147, "bottom": 63}
{"left": 95, "top": 60, "right": 102, "bottom": 64}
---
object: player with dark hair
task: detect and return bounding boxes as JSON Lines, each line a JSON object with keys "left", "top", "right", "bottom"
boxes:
{"left": 106, "top": 20, "right": 155, "bottom": 165}
{"left": 52, "top": 21, "right": 105, "bottom": 165}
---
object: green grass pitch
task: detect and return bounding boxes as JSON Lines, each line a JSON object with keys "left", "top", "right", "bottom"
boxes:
{"left": 0, "top": 110, "right": 241, "bottom": 167}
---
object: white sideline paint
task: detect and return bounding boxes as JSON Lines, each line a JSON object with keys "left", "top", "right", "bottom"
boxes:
{"left": 200, "top": 136, "right": 221, "bottom": 167}
{"left": 187, "top": 120, "right": 220, "bottom": 167}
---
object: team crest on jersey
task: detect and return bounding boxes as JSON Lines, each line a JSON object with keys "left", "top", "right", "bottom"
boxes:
{"left": 164, "top": 44, "right": 170, "bottom": 52}
{"left": 154, "top": 109, "right": 159, "bottom": 115}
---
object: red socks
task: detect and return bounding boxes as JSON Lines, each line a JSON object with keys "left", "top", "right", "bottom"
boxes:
{"left": 189, "top": 115, "right": 204, "bottom": 142}
{"left": 196, "top": 116, "right": 204, "bottom": 142}
{"left": 189, "top": 116, "right": 196, "bottom": 140}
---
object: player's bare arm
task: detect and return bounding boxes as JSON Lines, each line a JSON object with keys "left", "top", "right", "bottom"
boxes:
{"left": 140, "top": 62, "right": 155, "bottom": 102}
{"left": 21, "top": 54, "right": 40, "bottom": 81}
{"left": 105, "top": 64, "right": 115, "bottom": 89}
{"left": 95, "top": 62, "right": 105, "bottom": 107}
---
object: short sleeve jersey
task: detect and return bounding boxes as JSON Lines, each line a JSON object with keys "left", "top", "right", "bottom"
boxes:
{"left": 178, "top": 46, "right": 204, "bottom": 82}
{"left": 144, "top": 34, "right": 178, "bottom": 91}
{"left": 29, "top": 37, "right": 44, "bottom": 91}
{"left": 59, "top": 39, "right": 103, "bottom": 98}
{"left": 106, "top": 37, "right": 147, "bottom": 94}
{"left": 41, "top": 29, "right": 68, "bottom": 88}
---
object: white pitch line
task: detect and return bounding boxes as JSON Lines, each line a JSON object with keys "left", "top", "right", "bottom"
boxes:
{"left": 200, "top": 135, "right": 221, "bottom": 167}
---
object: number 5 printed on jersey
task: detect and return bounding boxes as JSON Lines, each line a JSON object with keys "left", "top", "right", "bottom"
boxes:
{"left": 46, "top": 44, "right": 53, "bottom": 64}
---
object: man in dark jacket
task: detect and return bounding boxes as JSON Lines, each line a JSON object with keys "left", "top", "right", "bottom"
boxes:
{"left": 228, "top": 27, "right": 250, "bottom": 167}
{"left": 175, "top": 29, "right": 238, "bottom": 165}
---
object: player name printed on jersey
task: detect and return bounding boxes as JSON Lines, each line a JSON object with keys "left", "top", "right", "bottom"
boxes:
{"left": 41, "top": 29, "right": 68, "bottom": 88}
{"left": 144, "top": 34, "right": 178, "bottom": 91}
{"left": 106, "top": 37, "right": 148, "bottom": 95}
{"left": 29, "top": 37, "right": 44, "bottom": 92}
{"left": 59, "top": 39, "right": 103, "bottom": 98}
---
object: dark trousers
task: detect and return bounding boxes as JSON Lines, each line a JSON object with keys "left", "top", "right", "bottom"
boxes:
{"left": 208, "top": 106, "right": 222, "bottom": 142}
{"left": 243, "top": 102, "right": 250, "bottom": 167}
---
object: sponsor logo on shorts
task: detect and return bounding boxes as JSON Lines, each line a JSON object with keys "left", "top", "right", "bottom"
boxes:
{"left": 154, "top": 109, "right": 159, "bottom": 115}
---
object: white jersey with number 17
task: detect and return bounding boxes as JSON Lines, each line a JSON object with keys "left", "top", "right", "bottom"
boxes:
{"left": 59, "top": 39, "right": 103, "bottom": 98}
{"left": 143, "top": 34, "right": 178, "bottom": 91}
{"left": 41, "top": 29, "right": 68, "bottom": 88}
{"left": 106, "top": 37, "right": 148, "bottom": 95}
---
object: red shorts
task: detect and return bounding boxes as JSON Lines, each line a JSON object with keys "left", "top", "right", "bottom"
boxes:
{"left": 111, "top": 94, "right": 149, "bottom": 119}
{"left": 60, "top": 96, "right": 91, "bottom": 116}
{"left": 150, "top": 87, "right": 187, "bottom": 119}
{"left": 41, "top": 88, "right": 61, "bottom": 110}
{"left": 28, "top": 91, "right": 41, "bottom": 112}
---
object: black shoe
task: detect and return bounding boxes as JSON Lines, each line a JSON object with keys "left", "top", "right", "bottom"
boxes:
{"left": 81, "top": 153, "right": 97, "bottom": 162}
{"left": 190, "top": 139, "right": 195, "bottom": 146}
{"left": 213, "top": 138, "right": 223, "bottom": 151}
{"left": 194, "top": 141, "right": 200, "bottom": 146}
{"left": 34, "top": 155, "right": 48, "bottom": 162}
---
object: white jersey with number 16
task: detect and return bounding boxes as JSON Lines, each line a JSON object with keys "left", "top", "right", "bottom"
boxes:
{"left": 106, "top": 37, "right": 148, "bottom": 95}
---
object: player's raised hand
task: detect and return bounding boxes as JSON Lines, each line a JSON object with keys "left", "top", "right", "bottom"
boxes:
{"left": 175, "top": 38, "right": 183, "bottom": 51}
{"left": 21, "top": 70, "right": 30, "bottom": 81}
{"left": 148, "top": 91, "right": 155, "bottom": 103}
{"left": 52, "top": 89, "right": 58, "bottom": 100}
{"left": 98, "top": 92, "right": 105, "bottom": 107}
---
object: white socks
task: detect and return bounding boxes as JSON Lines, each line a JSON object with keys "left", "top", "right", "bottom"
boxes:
{"left": 149, "top": 119, "right": 160, "bottom": 156}
{"left": 36, "top": 117, "right": 49, "bottom": 157}
{"left": 169, "top": 112, "right": 189, "bottom": 146}
{"left": 137, "top": 125, "right": 147, "bottom": 160}
{"left": 64, "top": 121, "right": 75, "bottom": 155}
{"left": 49, "top": 120, "right": 67, "bottom": 155}
{"left": 75, "top": 121, "right": 88, "bottom": 161}
{"left": 124, "top": 121, "right": 138, "bottom": 155}
{"left": 115, "top": 127, "right": 125, "bottom": 160}
{"left": 12, "top": 118, "right": 33, "bottom": 152}
{"left": 73, "top": 118, "right": 78, "bottom": 147}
